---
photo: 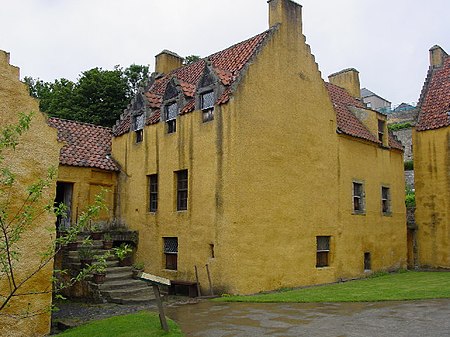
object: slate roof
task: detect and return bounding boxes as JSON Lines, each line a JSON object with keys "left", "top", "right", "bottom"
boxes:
{"left": 113, "top": 28, "right": 274, "bottom": 136}
{"left": 326, "top": 83, "right": 403, "bottom": 150}
{"left": 416, "top": 53, "right": 450, "bottom": 131}
{"left": 48, "top": 117, "right": 119, "bottom": 171}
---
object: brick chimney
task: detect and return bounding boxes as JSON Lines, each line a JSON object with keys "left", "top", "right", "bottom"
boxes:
{"left": 268, "top": 0, "right": 302, "bottom": 33}
{"left": 155, "top": 50, "right": 183, "bottom": 74}
{"left": 429, "top": 45, "right": 448, "bottom": 68}
{"left": 328, "top": 68, "right": 361, "bottom": 99}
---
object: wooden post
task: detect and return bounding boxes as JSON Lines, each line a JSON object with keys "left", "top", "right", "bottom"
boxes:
{"left": 152, "top": 284, "right": 169, "bottom": 332}
{"left": 194, "top": 265, "right": 202, "bottom": 297}
{"left": 205, "top": 264, "right": 214, "bottom": 296}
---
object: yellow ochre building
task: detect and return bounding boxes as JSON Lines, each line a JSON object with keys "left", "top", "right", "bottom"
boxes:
{"left": 110, "top": 0, "right": 406, "bottom": 295}
{"left": 413, "top": 45, "right": 450, "bottom": 269}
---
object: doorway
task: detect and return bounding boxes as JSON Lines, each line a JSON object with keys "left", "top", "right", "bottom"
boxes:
{"left": 55, "top": 182, "right": 73, "bottom": 231}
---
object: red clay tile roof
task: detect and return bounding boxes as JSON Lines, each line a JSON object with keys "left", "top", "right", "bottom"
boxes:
{"left": 113, "top": 28, "right": 274, "bottom": 136}
{"left": 416, "top": 55, "right": 450, "bottom": 131}
{"left": 326, "top": 83, "right": 403, "bottom": 150}
{"left": 48, "top": 117, "right": 119, "bottom": 171}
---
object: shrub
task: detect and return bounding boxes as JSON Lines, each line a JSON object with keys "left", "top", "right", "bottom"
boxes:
{"left": 404, "top": 160, "right": 414, "bottom": 170}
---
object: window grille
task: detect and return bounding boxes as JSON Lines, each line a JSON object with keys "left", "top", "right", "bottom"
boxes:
{"left": 132, "top": 114, "right": 145, "bottom": 131}
{"left": 164, "top": 237, "right": 178, "bottom": 270}
{"left": 201, "top": 91, "right": 215, "bottom": 110}
{"left": 166, "top": 103, "right": 178, "bottom": 121}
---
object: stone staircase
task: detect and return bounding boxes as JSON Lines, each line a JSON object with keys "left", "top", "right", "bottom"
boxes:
{"left": 63, "top": 239, "right": 155, "bottom": 304}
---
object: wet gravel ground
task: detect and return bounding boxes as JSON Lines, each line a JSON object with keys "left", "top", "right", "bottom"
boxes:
{"left": 52, "top": 298, "right": 450, "bottom": 336}
{"left": 166, "top": 299, "right": 450, "bottom": 337}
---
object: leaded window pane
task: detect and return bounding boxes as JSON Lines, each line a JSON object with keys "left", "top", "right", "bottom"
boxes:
{"left": 201, "top": 91, "right": 215, "bottom": 110}
{"left": 166, "top": 103, "right": 178, "bottom": 121}
{"left": 317, "top": 236, "right": 330, "bottom": 252}
{"left": 164, "top": 237, "right": 178, "bottom": 254}
{"left": 133, "top": 114, "right": 145, "bottom": 131}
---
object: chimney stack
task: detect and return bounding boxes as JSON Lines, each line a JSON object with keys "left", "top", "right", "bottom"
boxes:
{"left": 268, "top": 0, "right": 302, "bottom": 33}
{"left": 328, "top": 68, "right": 361, "bottom": 99}
{"left": 155, "top": 50, "right": 184, "bottom": 74}
{"left": 429, "top": 45, "right": 448, "bottom": 68}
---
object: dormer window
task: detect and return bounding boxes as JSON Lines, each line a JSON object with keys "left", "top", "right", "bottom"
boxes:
{"left": 201, "top": 91, "right": 215, "bottom": 122}
{"left": 132, "top": 114, "right": 145, "bottom": 143}
{"left": 165, "top": 102, "right": 178, "bottom": 134}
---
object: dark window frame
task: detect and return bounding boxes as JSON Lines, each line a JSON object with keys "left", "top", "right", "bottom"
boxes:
{"left": 163, "top": 237, "right": 178, "bottom": 270}
{"left": 148, "top": 174, "right": 158, "bottom": 213}
{"left": 364, "top": 252, "right": 371, "bottom": 270}
{"left": 165, "top": 102, "right": 178, "bottom": 134}
{"left": 316, "top": 236, "right": 331, "bottom": 268}
{"left": 200, "top": 91, "right": 215, "bottom": 122}
{"left": 176, "top": 170, "right": 188, "bottom": 211}
{"left": 352, "top": 181, "right": 365, "bottom": 214}
{"left": 381, "top": 186, "right": 391, "bottom": 215}
{"left": 378, "top": 119, "right": 385, "bottom": 143}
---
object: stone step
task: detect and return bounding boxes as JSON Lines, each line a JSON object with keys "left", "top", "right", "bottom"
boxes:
{"left": 98, "top": 278, "right": 147, "bottom": 290}
{"left": 69, "top": 260, "right": 120, "bottom": 269}
{"left": 67, "top": 249, "right": 115, "bottom": 258}
{"left": 108, "top": 294, "right": 156, "bottom": 305}
{"left": 101, "top": 284, "right": 152, "bottom": 299}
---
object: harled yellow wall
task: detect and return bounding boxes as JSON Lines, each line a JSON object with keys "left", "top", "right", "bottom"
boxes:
{"left": 111, "top": 0, "right": 406, "bottom": 295}
{"left": 0, "top": 50, "right": 61, "bottom": 337}
{"left": 57, "top": 166, "right": 117, "bottom": 225}
{"left": 413, "top": 126, "right": 450, "bottom": 268}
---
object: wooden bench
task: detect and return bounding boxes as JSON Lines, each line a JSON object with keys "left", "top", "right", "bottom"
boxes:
{"left": 169, "top": 280, "right": 198, "bottom": 297}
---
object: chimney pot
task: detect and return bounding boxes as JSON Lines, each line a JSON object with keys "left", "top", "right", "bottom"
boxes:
{"left": 155, "top": 50, "right": 184, "bottom": 74}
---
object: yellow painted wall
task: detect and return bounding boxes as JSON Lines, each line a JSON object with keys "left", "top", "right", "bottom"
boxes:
{"left": 57, "top": 165, "right": 117, "bottom": 226}
{"left": 413, "top": 126, "right": 450, "bottom": 268}
{"left": 111, "top": 0, "right": 406, "bottom": 295}
{"left": 0, "top": 50, "right": 61, "bottom": 336}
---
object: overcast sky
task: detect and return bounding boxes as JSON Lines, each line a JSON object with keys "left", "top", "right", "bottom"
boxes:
{"left": 1, "top": 0, "right": 448, "bottom": 106}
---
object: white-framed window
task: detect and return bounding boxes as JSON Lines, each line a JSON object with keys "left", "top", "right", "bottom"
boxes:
{"left": 352, "top": 181, "right": 365, "bottom": 214}
{"left": 201, "top": 91, "right": 215, "bottom": 122}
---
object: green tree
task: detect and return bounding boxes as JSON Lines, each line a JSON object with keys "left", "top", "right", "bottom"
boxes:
{"left": 25, "top": 64, "right": 149, "bottom": 127}
{"left": 183, "top": 55, "right": 201, "bottom": 65}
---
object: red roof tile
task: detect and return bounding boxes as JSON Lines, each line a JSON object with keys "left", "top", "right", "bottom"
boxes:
{"left": 326, "top": 83, "right": 403, "bottom": 150}
{"left": 113, "top": 29, "right": 273, "bottom": 136}
{"left": 48, "top": 117, "right": 119, "bottom": 171}
{"left": 416, "top": 55, "right": 450, "bottom": 131}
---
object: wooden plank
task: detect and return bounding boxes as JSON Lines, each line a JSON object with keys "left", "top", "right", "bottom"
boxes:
{"left": 194, "top": 265, "right": 202, "bottom": 297}
{"left": 139, "top": 272, "right": 171, "bottom": 286}
{"left": 152, "top": 284, "right": 169, "bottom": 332}
{"left": 205, "top": 263, "right": 214, "bottom": 296}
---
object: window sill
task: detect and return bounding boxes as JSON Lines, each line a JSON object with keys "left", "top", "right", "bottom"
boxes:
{"left": 382, "top": 212, "right": 392, "bottom": 217}
{"left": 316, "top": 266, "right": 331, "bottom": 269}
{"left": 163, "top": 269, "right": 178, "bottom": 273}
{"left": 352, "top": 211, "right": 366, "bottom": 216}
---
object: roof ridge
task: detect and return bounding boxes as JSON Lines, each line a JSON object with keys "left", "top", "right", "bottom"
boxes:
{"left": 49, "top": 116, "right": 112, "bottom": 130}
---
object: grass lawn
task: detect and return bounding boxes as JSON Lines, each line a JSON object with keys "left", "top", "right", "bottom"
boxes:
{"left": 214, "top": 271, "right": 450, "bottom": 303}
{"left": 57, "top": 311, "right": 183, "bottom": 337}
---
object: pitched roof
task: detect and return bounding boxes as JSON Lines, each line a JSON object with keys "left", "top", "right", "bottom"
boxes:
{"left": 360, "top": 87, "right": 391, "bottom": 103}
{"left": 326, "top": 83, "right": 403, "bottom": 150}
{"left": 113, "top": 28, "right": 274, "bottom": 136}
{"left": 48, "top": 117, "right": 119, "bottom": 171}
{"left": 416, "top": 54, "right": 450, "bottom": 131}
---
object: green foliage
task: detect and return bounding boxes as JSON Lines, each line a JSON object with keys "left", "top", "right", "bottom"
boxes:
{"left": 214, "top": 271, "right": 450, "bottom": 303}
{"left": 405, "top": 188, "right": 416, "bottom": 207}
{"left": 388, "top": 122, "right": 412, "bottom": 131}
{"left": 183, "top": 55, "right": 201, "bottom": 65}
{"left": 113, "top": 243, "right": 132, "bottom": 261}
{"left": 25, "top": 64, "right": 149, "bottom": 127}
{"left": 404, "top": 160, "right": 414, "bottom": 170}
{"left": 132, "top": 261, "right": 144, "bottom": 270}
{"left": 58, "top": 311, "right": 183, "bottom": 337}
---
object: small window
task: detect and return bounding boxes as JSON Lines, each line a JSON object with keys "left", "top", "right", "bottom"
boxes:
{"left": 209, "top": 243, "right": 215, "bottom": 258}
{"left": 165, "top": 102, "right": 178, "bottom": 133}
{"left": 316, "top": 236, "right": 330, "bottom": 267}
{"left": 366, "top": 102, "right": 372, "bottom": 108}
{"left": 176, "top": 170, "right": 188, "bottom": 211}
{"left": 381, "top": 186, "right": 391, "bottom": 214}
{"left": 352, "top": 181, "right": 365, "bottom": 214}
{"left": 378, "top": 120, "right": 385, "bottom": 142}
{"left": 201, "top": 91, "right": 215, "bottom": 122}
{"left": 163, "top": 237, "right": 178, "bottom": 270}
{"left": 364, "top": 252, "right": 371, "bottom": 270}
{"left": 148, "top": 174, "right": 158, "bottom": 212}
{"left": 132, "top": 114, "right": 145, "bottom": 143}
